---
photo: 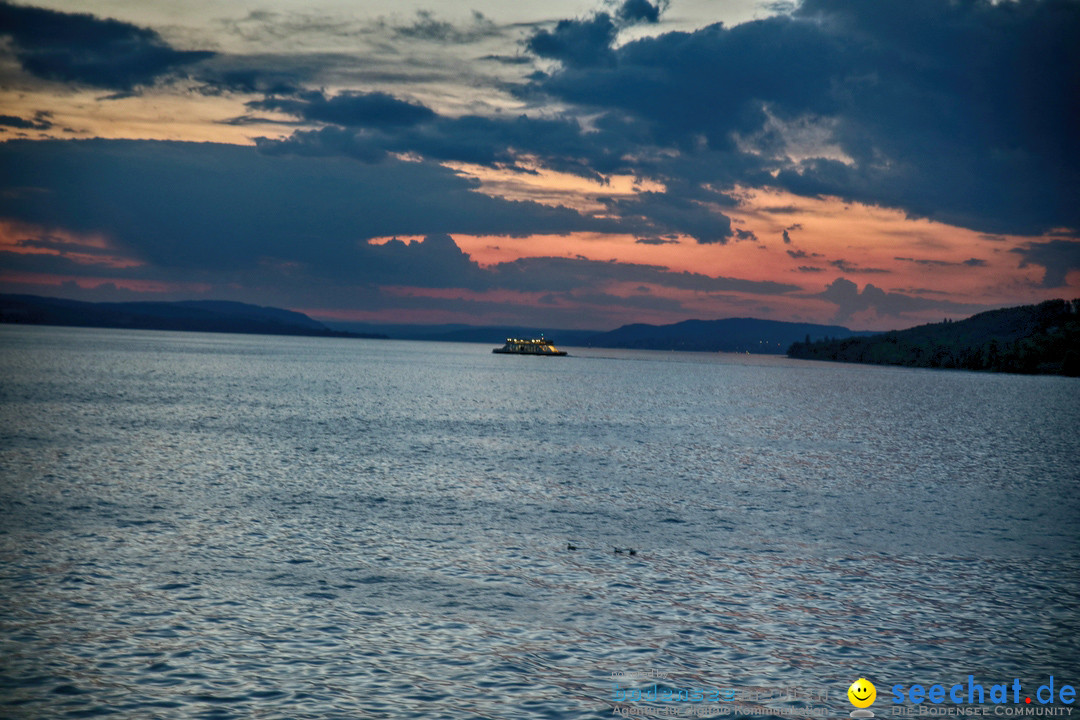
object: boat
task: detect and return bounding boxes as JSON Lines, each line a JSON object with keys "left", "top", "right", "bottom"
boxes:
{"left": 492, "top": 336, "right": 567, "bottom": 356}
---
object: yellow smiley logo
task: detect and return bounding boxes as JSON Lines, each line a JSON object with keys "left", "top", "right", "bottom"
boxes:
{"left": 848, "top": 678, "right": 877, "bottom": 708}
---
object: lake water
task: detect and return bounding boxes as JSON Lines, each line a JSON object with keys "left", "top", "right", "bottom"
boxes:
{"left": 1, "top": 325, "right": 1078, "bottom": 719}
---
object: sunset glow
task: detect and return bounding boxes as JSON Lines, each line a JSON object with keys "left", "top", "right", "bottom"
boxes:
{"left": 1, "top": 0, "right": 1077, "bottom": 331}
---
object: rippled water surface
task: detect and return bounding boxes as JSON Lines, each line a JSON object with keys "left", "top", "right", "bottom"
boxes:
{"left": 1, "top": 326, "right": 1078, "bottom": 719}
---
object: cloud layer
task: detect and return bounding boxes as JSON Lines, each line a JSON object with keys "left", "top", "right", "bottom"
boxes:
{"left": 1, "top": 0, "right": 1077, "bottom": 328}
{"left": 4, "top": 0, "right": 1076, "bottom": 240}
{"left": 0, "top": 139, "right": 793, "bottom": 302}
{"left": 528, "top": 0, "right": 1079, "bottom": 236}
{"left": 0, "top": 1, "right": 213, "bottom": 91}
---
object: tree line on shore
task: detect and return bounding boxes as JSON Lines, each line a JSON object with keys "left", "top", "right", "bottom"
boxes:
{"left": 787, "top": 299, "right": 1080, "bottom": 376}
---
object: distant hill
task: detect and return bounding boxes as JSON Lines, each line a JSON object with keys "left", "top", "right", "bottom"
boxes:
{"left": 582, "top": 318, "right": 864, "bottom": 354}
{"left": 787, "top": 299, "right": 1080, "bottom": 376}
{"left": 327, "top": 323, "right": 600, "bottom": 346}
{"left": 328, "top": 317, "right": 864, "bottom": 352}
{"left": 0, "top": 294, "right": 386, "bottom": 339}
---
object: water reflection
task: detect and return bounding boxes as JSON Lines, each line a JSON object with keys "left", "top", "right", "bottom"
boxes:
{"left": 1, "top": 327, "right": 1077, "bottom": 718}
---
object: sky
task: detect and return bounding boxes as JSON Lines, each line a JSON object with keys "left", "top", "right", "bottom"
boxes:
{"left": 0, "top": 0, "right": 1077, "bottom": 331}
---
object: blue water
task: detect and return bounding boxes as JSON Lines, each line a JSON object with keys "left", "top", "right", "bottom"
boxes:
{"left": 1, "top": 325, "right": 1078, "bottom": 719}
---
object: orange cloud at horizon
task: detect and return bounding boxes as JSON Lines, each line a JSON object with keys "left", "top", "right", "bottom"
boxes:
{"left": 2, "top": 187, "right": 1073, "bottom": 332}
{"left": 0, "top": 85, "right": 287, "bottom": 145}
{"left": 448, "top": 182, "right": 1065, "bottom": 307}
{"left": 0, "top": 270, "right": 212, "bottom": 295}
{"left": 0, "top": 220, "right": 145, "bottom": 269}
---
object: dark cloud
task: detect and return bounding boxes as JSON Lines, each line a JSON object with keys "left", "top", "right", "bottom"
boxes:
{"left": 255, "top": 125, "right": 390, "bottom": 163}
{"left": 391, "top": 113, "right": 628, "bottom": 178}
{"left": 527, "top": 14, "right": 617, "bottom": 68}
{"left": 787, "top": 249, "right": 808, "bottom": 259}
{"left": 816, "top": 277, "right": 983, "bottom": 321}
{"left": 4, "top": 1, "right": 1072, "bottom": 325}
{"left": 259, "top": 111, "right": 737, "bottom": 243}
{"left": 200, "top": 62, "right": 307, "bottom": 96}
{"left": 257, "top": 106, "right": 629, "bottom": 179}
{"left": 364, "top": 233, "right": 486, "bottom": 288}
{"left": 786, "top": 0, "right": 1079, "bottom": 234}
{"left": 828, "top": 259, "right": 891, "bottom": 274}
{"left": 1010, "top": 239, "right": 1080, "bottom": 287}
{"left": 218, "top": 113, "right": 305, "bottom": 128}
{"left": 894, "top": 256, "right": 988, "bottom": 268}
{"left": 734, "top": 228, "right": 758, "bottom": 242}
{"left": 6, "top": 233, "right": 119, "bottom": 264}
{"left": 616, "top": 0, "right": 666, "bottom": 25}
{"left": 249, "top": 91, "right": 436, "bottom": 129}
{"left": 13, "top": 0, "right": 1073, "bottom": 245}
{"left": 797, "top": 266, "right": 825, "bottom": 273}
{"left": 601, "top": 191, "right": 733, "bottom": 244}
{"left": 0, "top": 139, "right": 615, "bottom": 276}
{"left": 497, "top": 1, "right": 668, "bottom": 74}
{"left": 761, "top": 1, "right": 797, "bottom": 13}
{"left": 480, "top": 55, "right": 533, "bottom": 65}
{"left": 894, "top": 257, "right": 951, "bottom": 267}
{"left": 782, "top": 223, "right": 803, "bottom": 245}
{"left": 194, "top": 49, "right": 406, "bottom": 98}
{"left": 527, "top": 0, "right": 1080, "bottom": 236}
{"left": 0, "top": 1, "right": 213, "bottom": 91}
{"left": 0, "top": 111, "right": 52, "bottom": 130}
{"left": 0, "top": 139, "right": 796, "bottom": 303}
{"left": 531, "top": 16, "right": 841, "bottom": 150}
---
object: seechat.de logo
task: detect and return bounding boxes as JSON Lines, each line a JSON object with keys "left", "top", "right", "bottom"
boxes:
{"left": 890, "top": 676, "right": 1076, "bottom": 716}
